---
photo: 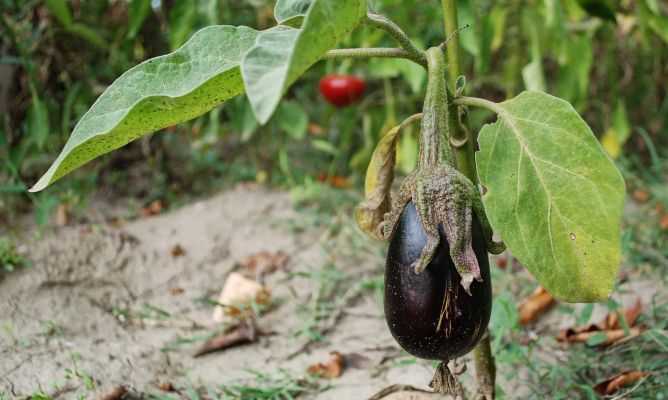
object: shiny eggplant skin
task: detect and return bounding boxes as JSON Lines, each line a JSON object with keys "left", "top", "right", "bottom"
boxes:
{"left": 384, "top": 202, "right": 492, "bottom": 361}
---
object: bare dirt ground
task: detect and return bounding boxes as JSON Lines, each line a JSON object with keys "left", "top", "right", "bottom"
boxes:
{"left": 1, "top": 185, "right": 664, "bottom": 399}
{"left": 0, "top": 185, "right": 449, "bottom": 399}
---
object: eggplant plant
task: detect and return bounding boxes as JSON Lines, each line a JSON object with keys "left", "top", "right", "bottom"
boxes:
{"left": 30, "top": 0, "right": 625, "bottom": 398}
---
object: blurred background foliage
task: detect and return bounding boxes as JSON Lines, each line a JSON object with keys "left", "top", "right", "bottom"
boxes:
{"left": 0, "top": 0, "right": 667, "bottom": 226}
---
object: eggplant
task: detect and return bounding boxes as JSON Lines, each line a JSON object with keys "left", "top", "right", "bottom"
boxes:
{"left": 384, "top": 202, "right": 492, "bottom": 361}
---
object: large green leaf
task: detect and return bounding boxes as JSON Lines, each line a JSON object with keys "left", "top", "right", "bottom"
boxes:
{"left": 243, "top": 0, "right": 367, "bottom": 124}
{"left": 30, "top": 25, "right": 259, "bottom": 192}
{"left": 475, "top": 91, "right": 625, "bottom": 302}
{"left": 274, "top": 0, "right": 313, "bottom": 25}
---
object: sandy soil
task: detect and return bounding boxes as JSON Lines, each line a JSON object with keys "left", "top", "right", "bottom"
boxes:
{"left": 0, "top": 185, "right": 450, "bottom": 399}
{"left": 1, "top": 185, "right": 660, "bottom": 400}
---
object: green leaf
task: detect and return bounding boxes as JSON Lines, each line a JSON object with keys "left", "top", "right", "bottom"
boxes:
{"left": 639, "top": 0, "right": 668, "bottom": 44}
{"left": 311, "top": 139, "right": 339, "bottom": 156}
{"left": 127, "top": 0, "right": 152, "bottom": 39}
{"left": 555, "top": 35, "right": 593, "bottom": 111}
{"left": 274, "top": 0, "right": 313, "bottom": 26}
{"left": 45, "top": 0, "right": 73, "bottom": 27}
{"left": 44, "top": 0, "right": 106, "bottom": 49}
{"left": 30, "top": 25, "right": 259, "bottom": 192}
{"left": 275, "top": 100, "right": 308, "bottom": 140}
{"left": 242, "top": 0, "right": 367, "bottom": 124}
{"left": 475, "top": 91, "right": 625, "bottom": 302}
{"left": 226, "top": 96, "right": 258, "bottom": 142}
{"left": 67, "top": 23, "right": 107, "bottom": 49}
{"left": 576, "top": 0, "right": 618, "bottom": 22}
{"left": 169, "top": 0, "right": 198, "bottom": 50}
{"left": 585, "top": 331, "right": 610, "bottom": 346}
{"left": 27, "top": 94, "right": 50, "bottom": 150}
{"left": 601, "top": 100, "right": 630, "bottom": 159}
{"left": 368, "top": 58, "right": 426, "bottom": 94}
{"left": 522, "top": 60, "right": 546, "bottom": 92}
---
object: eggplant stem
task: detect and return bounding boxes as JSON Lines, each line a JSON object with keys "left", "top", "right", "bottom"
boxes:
{"left": 430, "top": 362, "right": 468, "bottom": 399}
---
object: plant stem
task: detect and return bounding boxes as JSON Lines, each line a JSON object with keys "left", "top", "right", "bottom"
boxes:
{"left": 441, "top": 0, "right": 461, "bottom": 89}
{"left": 419, "top": 47, "right": 453, "bottom": 169}
{"left": 442, "top": 1, "right": 496, "bottom": 399}
{"left": 324, "top": 48, "right": 426, "bottom": 67}
{"left": 473, "top": 333, "right": 496, "bottom": 400}
{"left": 453, "top": 96, "right": 503, "bottom": 114}
{"left": 441, "top": 2, "right": 476, "bottom": 182}
{"left": 366, "top": 13, "right": 427, "bottom": 67}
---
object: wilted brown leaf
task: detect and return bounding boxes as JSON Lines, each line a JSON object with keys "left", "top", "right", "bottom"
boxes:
{"left": 355, "top": 114, "right": 422, "bottom": 241}
{"left": 518, "top": 286, "right": 556, "bottom": 325}
{"left": 558, "top": 299, "right": 643, "bottom": 346}
{"left": 594, "top": 371, "right": 649, "bottom": 395}
{"left": 307, "top": 351, "right": 345, "bottom": 379}
{"left": 194, "top": 319, "right": 258, "bottom": 357}
{"left": 239, "top": 250, "right": 289, "bottom": 277}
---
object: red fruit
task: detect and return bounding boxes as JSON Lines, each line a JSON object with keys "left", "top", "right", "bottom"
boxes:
{"left": 319, "top": 75, "right": 366, "bottom": 107}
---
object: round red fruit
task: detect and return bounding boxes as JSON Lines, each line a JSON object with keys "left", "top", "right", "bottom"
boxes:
{"left": 319, "top": 75, "right": 366, "bottom": 107}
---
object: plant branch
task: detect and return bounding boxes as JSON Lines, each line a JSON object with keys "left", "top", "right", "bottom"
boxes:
{"left": 324, "top": 48, "right": 427, "bottom": 67}
{"left": 366, "top": 13, "right": 427, "bottom": 67}
{"left": 453, "top": 96, "right": 503, "bottom": 114}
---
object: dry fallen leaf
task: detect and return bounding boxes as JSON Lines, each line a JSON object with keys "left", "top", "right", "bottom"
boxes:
{"left": 141, "top": 200, "right": 163, "bottom": 217}
{"left": 307, "top": 351, "right": 345, "bottom": 378}
{"left": 157, "top": 382, "right": 175, "bottom": 392}
{"left": 169, "top": 287, "right": 185, "bottom": 296}
{"left": 594, "top": 371, "right": 649, "bottom": 395}
{"left": 55, "top": 204, "right": 69, "bottom": 226}
{"left": 194, "top": 319, "right": 258, "bottom": 357}
{"left": 518, "top": 286, "right": 556, "bottom": 325}
{"left": 317, "top": 173, "right": 351, "bottom": 189}
{"left": 558, "top": 299, "right": 643, "bottom": 346}
{"left": 170, "top": 244, "right": 186, "bottom": 257}
{"left": 239, "top": 250, "right": 289, "bottom": 277}
{"left": 308, "top": 123, "right": 325, "bottom": 136}
{"left": 212, "top": 272, "right": 271, "bottom": 323}
{"left": 631, "top": 189, "right": 650, "bottom": 203}
{"left": 606, "top": 298, "right": 642, "bottom": 330}
{"left": 660, "top": 214, "right": 668, "bottom": 231}
{"left": 98, "top": 386, "right": 128, "bottom": 400}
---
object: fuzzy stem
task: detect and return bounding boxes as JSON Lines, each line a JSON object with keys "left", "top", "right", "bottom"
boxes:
{"left": 442, "top": 1, "right": 496, "bottom": 399}
{"left": 473, "top": 333, "right": 496, "bottom": 400}
{"left": 418, "top": 47, "right": 454, "bottom": 169}
{"left": 453, "top": 96, "right": 503, "bottom": 114}
{"left": 441, "top": 0, "right": 461, "bottom": 89}
{"left": 324, "top": 47, "right": 427, "bottom": 67}
{"left": 366, "top": 13, "right": 427, "bottom": 67}
{"left": 441, "top": 2, "right": 477, "bottom": 182}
